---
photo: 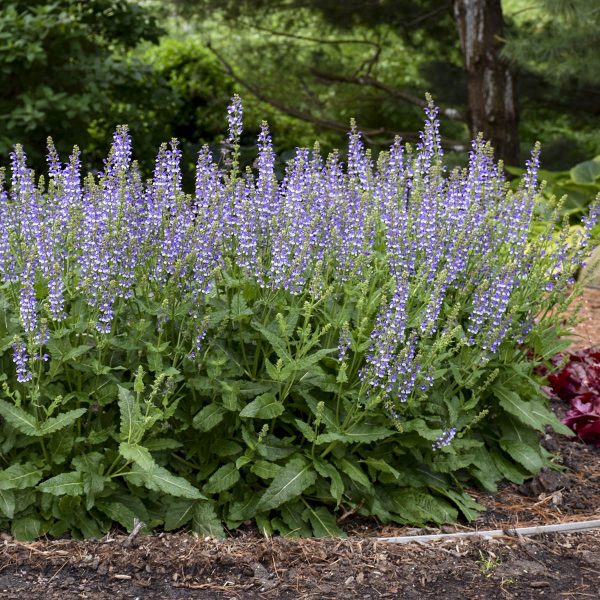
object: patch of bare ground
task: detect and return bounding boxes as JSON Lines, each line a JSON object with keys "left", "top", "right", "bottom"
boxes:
{"left": 1, "top": 288, "right": 598, "bottom": 599}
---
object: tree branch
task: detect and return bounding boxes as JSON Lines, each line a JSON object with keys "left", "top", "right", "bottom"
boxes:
{"left": 310, "top": 68, "right": 464, "bottom": 121}
{"left": 207, "top": 43, "right": 467, "bottom": 151}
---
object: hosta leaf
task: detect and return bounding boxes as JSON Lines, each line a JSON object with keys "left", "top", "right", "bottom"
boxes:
{"left": 38, "top": 408, "right": 86, "bottom": 436}
{"left": 0, "top": 463, "right": 43, "bottom": 491}
{"left": 203, "top": 463, "right": 240, "bottom": 494}
{"left": 192, "top": 501, "right": 225, "bottom": 538}
{"left": 303, "top": 505, "right": 346, "bottom": 537}
{"left": 96, "top": 500, "right": 138, "bottom": 532}
{"left": 192, "top": 404, "right": 227, "bottom": 432}
{"left": 118, "top": 386, "right": 144, "bottom": 444}
{"left": 239, "top": 393, "right": 284, "bottom": 419}
{"left": 500, "top": 439, "right": 544, "bottom": 473}
{"left": 164, "top": 498, "right": 196, "bottom": 531}
{"left": 0, "top": 490, "right": 16, "bottom": 518}
{"left": 257, "top": 456, "right": 316, "bottom": 511}
{"left": 119, "top": 442, "right": 155, "bottom": 470}
{"left": 38, "top": 472, "right": 84, "bottom": 496}
{"left": 0, "top": 399, "right": 38, "bottom": 436}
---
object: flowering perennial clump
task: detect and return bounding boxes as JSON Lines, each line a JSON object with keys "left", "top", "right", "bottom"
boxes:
{"left": 0, "top": 97, "right": 597, "bottom": 540}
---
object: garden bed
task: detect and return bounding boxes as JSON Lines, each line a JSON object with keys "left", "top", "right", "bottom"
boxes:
{"left": 1, "top": 287, "right": 598, "bottom": 599}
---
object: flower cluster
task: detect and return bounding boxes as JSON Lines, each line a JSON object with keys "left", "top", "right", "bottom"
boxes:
{"left": 0, "top": 97, "right": 596, "bottom": 419}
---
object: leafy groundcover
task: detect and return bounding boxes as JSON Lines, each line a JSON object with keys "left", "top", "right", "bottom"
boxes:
{"left": 0, "top": 97, "right": 598, "bottom": 540}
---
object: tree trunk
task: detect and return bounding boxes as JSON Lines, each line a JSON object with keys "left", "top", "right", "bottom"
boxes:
{"left": 454, "top": 0, "right": 519, "bottom": 165}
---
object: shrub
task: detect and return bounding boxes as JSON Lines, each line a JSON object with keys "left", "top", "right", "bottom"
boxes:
{"left": 0, "top": 97, "right": 598, "bottom": 540}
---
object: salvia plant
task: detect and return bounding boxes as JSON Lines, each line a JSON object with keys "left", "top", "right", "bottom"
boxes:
{"left": 0, "top": 96, "right": 598, "bottom": 540}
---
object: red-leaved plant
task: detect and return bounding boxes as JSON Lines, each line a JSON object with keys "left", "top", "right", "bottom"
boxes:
{"left": 547, "top": 349, "right": 600, "bottom": 447}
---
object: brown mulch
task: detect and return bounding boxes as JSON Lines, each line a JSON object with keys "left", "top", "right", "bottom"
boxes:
{"left": 1, "top": 289, "right": 599, "bottom": 599}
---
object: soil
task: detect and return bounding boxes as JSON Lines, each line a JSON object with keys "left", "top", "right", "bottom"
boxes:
{"left": 1, "top": 289, "right": 599, "bottom": 599}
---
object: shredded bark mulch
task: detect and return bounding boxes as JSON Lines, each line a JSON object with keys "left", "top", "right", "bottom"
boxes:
{"left": 1, "top": 288, "right": 599, "bottom": 599}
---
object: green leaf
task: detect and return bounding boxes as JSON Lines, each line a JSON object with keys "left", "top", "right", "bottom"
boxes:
{"left": 364, "top": 458, "right": 400, "bottom": 480}
{"left": 38, "top": 472, "right": 84, "bottom": 496}
{"left": 12, "top": 515, "right": 45, "bottom": 541}
{"left": 64, "top": 344, "right": 93, "bottom": 361}
{"left": 203, "top": 463, "right": 240, "bottom": 494}
{"left": 495, "top": 387, "right": 572, "bottom": 434}
{"left": 0, "top": 399, "right": 38, "bottom": 436}
{"left": 316, "top": 423, "right": 395, "bottom": 445}
{"left": 251, "top": 460, "right": 282, "bottom": 480}
{"left": 303, "top": 505, "right": 346, "bottom": 537}
{"left": 313, "top": 457, "right": 344, "bottom": 503}
{"left": 490, "top": 448, "right": 528, "bottom": 484}
{"left": 221, "top": 380, "right": 242, "bottom": 411}
{"left": 0, "top": 463, "right": 43, "bottom": 491}
{"left": 38, "top": 408, "right": 86, "bottom": 436}
{"left": 130, "top": 465, "right": 205, "bottom": 499}
{"left": 256, "top": 434, "right": 296, "bottom": 460}
{"left": 294, "top": 419, "right": 316, "bottom": 442}
{"left": 392, "top": 489, "right": 457, "bottom": 524}
{"left": 438, "top": 489, "right": 484, "bottom": 522}
{"left": 192, "top": 404, "right": 227, "bottom": 432}
{"left": 251, "top": 321, "right": 291, "bottom": 361}
{"left": 163, "top": 498, "right": 196, "bottom": 531}
{"left": 239, "top": 393, "right": 284, "bottom": 419}
{"left": 257, "top": 456, "right": 316, "bottom": 511}
{"left": 192, "top": 501, "right": 225, "bottom": 538}
{"left": 570, "top": 159, "right": 600, "bottom": 185}
{"left": 230, "top": 292, "right": 253, "bottom": 320}
{"left": 0, "top": 489, "right": 15, "bottom": 518}
{"left": 117, "top": 385, "right": 144, "bottom": 444}
{"left": 144, "top": 438, "right": 183, "bottom": 451}
{"left": 119, "top": 442, "right": 155, "bottom": 470}
{"left": 280, "top": 502, "right": 313, "bottom": 537}
{"left": 95, "top": 500, "right": 138, "bottom": 532}
{"left": 500, "top": 439, "right": 544, "bottom": 473}
{"left": 334, "top": 457, "right": 374, "bottom": 492}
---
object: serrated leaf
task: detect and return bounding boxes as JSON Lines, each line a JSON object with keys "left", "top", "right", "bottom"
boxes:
{"left": 117, "top": 385, "right": 144, "bottom": 444}
{"left": 280, "top": 502, "right": 313, "bottom": 537}
{"left": 192, "top": 404, "right": 227, "bottom": 432}
{"left": 228, "top": 491, "right": 261, "bottom": 522}
{"left": 313, "top": 457, "right": 344, "bottom": 503}
{"left": 96, "top": 500, "right": 138, "bottom": 532}
{"left": 490, "top": 448, "right": 527, "bottom": 484}
{"left": 12, "top": 515, "right": 45, "bottom": 541}
{"left": 239, "top": 393, "right": 284, "bottom": 419}
{"left": 439, "top": 489, "right": 484, "bottom": 522}
{"left": 203, "top": 463, "right": 240, "bottom": 494}
{"left": 294, "top": 419, "right": 316, "bottom": 442}
{"left": 0, "top": 399, "right": 38, "bottom": 436}
{"left": 192, "top": 501, "right": 224, "bottom": 538}
{"left": 130, "top": 465, "right": 205, "bottom": 499}
{"left": 38, "top": 408, "right": 86, "bottom": 436}
{"left": 251, "top": 321, "right": 291, "bottom": 361}
{"left": 499, "top": 439, "right": 544, "bottom": 473}
{"left": 38, "top": 472, "right": 84, "bottom": 496}
{"left": 303, "top": 505, "right": 346, "bottom": 537}
{"left": 334, "top": 457, "right": 374, "bottom": 492}
{"left": 64, "top": 344, "right": 93, "bottom": 361}
{"left": 0, "top": 463, "right": 43, "bottom": 491}
{"left": 119, "top": 442, "right": 155, "bottom": 470}
{"left": 257, "top": 456, "right": 316, "bottom": 511}
{"left": 316, "top": 423, "right": 395, "bottom": 445}
{"left": 0, "top": 489, "right": 15, "bottom": 518}
{"left": 163, "top": 498, "right": 196, "bottom": 531}
{"left": 392, "top": 489, "right": 457, "bottom": 524}
{"left": 251, "top": 460, "right": 282, "bottom": 480}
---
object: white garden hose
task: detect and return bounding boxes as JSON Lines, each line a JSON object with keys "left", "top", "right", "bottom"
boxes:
{"left": 377, "top": 518, "right": 600, "bottom": 544}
